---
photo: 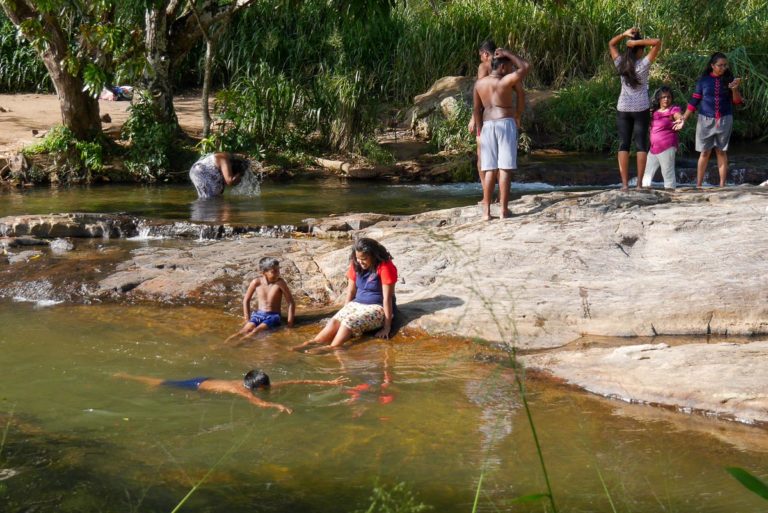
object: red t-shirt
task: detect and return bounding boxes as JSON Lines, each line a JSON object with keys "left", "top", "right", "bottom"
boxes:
{"left": 347, "top": 260, "right": 398, "bottom": 284}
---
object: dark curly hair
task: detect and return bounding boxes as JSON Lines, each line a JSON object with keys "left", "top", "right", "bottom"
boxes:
{"left": 349, "top": 238, "right": 392, "bottom": 275}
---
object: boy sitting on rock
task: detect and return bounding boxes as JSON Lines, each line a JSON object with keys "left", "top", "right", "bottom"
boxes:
{"left": 226, "top": 257, "right": 295, "bottom": 343}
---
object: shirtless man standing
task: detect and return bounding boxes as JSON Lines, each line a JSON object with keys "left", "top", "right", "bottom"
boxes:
{"left": 469, "top": 40, "right": 526, "bottom": 179}
{"left": 473, "top": 48, "right": 530, "bottom": 220}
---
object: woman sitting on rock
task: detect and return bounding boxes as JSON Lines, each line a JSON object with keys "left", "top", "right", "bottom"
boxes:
{"left": 294, "top": 238, "right": 397, "bottom": 353}
{"left": 189, "top": 152, "right": 250, "bottom": 198}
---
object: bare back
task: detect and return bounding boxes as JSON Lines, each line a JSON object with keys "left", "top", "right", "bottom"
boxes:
{"left": 475, "top": 75, "right": 517, "bottom": 121}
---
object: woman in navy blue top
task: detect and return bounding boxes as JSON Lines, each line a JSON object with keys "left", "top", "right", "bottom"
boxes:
{"left": 677, "top": 52, "right": 743, "bottom": 187}
{"left": 294, "top": 238, "right": 397, "bottom": 353}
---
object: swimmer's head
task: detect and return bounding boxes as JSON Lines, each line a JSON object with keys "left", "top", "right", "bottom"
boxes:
{"left": 244, "top": 369, "right": 271, "bottom": 391}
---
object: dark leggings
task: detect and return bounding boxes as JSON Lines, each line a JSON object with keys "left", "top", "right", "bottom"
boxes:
{"left": 616, "top": 110, "right": 650, "bottom": 152}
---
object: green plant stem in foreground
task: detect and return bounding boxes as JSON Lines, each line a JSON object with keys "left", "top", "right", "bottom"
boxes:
{"left": 169, "top": 428, "right": 253, "bottom": 513}
{"left": 726, "top": 467, "right": 768, "bottom": 501}
{"left": 510, "top": 349, "right": 558, "bottom": 513}
{"left": 0, "top": 403, "right": 16, "bottom": 462}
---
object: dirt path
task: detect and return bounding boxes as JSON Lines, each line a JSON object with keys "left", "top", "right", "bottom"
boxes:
{"left": 0, "top": 92, "right": 205, "bottom": 156}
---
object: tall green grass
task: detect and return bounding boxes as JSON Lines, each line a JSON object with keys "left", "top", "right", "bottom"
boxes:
{"left": 0, "top": 18, "right": 50, "bottom": 92}
{"left": 205, "top": 0, "right": 768, "bottom": 154}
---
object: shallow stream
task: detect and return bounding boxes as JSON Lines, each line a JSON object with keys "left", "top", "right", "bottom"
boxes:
{"left": 2, "top": 170, "right": 768, "bottom": 512}
{"left": 1, "top": 301, "right": 767, "bottom": 513}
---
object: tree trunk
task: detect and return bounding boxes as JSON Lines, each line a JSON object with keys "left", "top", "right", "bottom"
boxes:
{"left": 43, "top": 56, "right": 102, "bottom": 141}
{"left": 1, "top": 5, "right": 101, "bottom": 141}
{"left": 201, "top": 38, "right": 214, "bottom": 138}
{"left": 143, "top": 5, "right": 179, "bottom": 128}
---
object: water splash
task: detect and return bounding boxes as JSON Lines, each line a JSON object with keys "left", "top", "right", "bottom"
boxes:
{"left": 230, "top": 168, "right": 263, "bottom": 196}
{"left": 128, "top": 221, "right": 165, "bottom": 241}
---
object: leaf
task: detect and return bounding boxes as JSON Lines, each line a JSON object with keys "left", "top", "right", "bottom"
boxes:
{"left": 726, "top": 467, "right": 768, "bottom": 501}
{"left": 503, "top": 492, "right": 551, "bottom": 504}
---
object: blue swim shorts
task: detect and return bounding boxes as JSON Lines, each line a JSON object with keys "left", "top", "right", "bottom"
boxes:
{"left": 249, "top": 310, "right": 281, "bottom": 329}
{"left": 162, "top": 377, "right": 210, "bottom": 390}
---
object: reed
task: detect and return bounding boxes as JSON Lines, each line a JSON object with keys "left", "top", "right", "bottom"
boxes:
{"left": 0, "top": 18, "right": 50, "bottom": 92}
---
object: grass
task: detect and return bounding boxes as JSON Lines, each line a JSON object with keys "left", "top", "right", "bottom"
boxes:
{"left": 0, "top": 18, "right": 50, "bottom": 93}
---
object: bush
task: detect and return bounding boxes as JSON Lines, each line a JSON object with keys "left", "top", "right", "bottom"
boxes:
{"left": 121, "top": 90, "right": 176, "bottom": 182}
{"left": 23, "top": 125, "right": 103, "bottom": 183}
{"left": 429, "top": 98, "right": 475, "bottom": 153}
{"left": 205, "top": 62, "right": 317, "bottom": 155}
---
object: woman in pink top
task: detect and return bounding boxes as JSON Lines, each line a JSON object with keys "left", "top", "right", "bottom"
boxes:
{"left": 642, "top": 86, "right": 683, "bottom": 189}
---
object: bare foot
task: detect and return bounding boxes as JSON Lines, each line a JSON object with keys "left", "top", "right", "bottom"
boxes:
{"left": 482, "top": 215, "right": 492, "bottom": 221}
{"left": 291, "top": 340, "right": 317, "bottom": 352}
{"left": 500, "top": 210, "right": 512, "bottom": 219}
{"left": 620, "top": 186, "right": 629, "bottom": 192}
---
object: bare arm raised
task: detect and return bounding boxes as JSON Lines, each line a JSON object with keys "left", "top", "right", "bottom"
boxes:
{"left": 626, "top": 37, "right": 662, "bottom": 63}
{"left": 494, "top": 48, "right": 530, "bottom": 88}
{"left": 608, "top": 28, "right": 637, "bottom": 60}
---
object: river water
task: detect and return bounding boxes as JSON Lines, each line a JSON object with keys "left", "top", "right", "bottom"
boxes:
{"left": 1, "top": 178, "right": 767, "bottom": 512}
{"left": 0, "top": 180, "right": 589, "bottom": 226}
{"left": 1, "top": 301, "right": 766, "bottom": 513}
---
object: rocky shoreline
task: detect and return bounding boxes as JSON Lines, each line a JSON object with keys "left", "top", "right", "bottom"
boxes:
{"left": 2, "top": 187, "right": 767, "bottom": 424}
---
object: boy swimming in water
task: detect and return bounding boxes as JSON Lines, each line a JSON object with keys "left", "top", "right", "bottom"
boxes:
{"left": 114, "top": 370, "right": 348, "bottom": 414}
{"left": 226, "top": 257, "right": 295, "bottom": 343}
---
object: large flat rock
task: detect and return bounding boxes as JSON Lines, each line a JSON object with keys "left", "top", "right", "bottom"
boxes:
{"left": 521, "top": 341, "right": 768, "bottom": 424}
{"left": 368, "top": 188, "right": 768, "bottom": 349}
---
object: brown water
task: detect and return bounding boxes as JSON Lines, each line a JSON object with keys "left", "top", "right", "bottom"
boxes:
{"left": 1, "top": 300, "right": 766, "bottom": 513}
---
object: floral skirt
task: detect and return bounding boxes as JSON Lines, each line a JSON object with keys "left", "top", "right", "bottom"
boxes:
{"left": 333, "top": 301, "right": 385, "bottom": 337}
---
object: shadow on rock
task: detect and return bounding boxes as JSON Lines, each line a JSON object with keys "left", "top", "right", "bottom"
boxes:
{"left": 392, "top": 294, "right": 465, "bottom": 335}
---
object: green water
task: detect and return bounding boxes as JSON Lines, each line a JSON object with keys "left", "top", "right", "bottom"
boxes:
{"left": 1, "top": 301, "right": 766, "bottom": 513}
{"left": 0, "top": 180, "right": 577, "bottom": 226}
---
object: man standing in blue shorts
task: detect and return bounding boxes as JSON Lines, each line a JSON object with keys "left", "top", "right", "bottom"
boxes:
{"left": 472, "top": 48, "right": 530, "bottom": 220}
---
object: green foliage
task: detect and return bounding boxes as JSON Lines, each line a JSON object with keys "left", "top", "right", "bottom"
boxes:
{"left": 356, "top": 481, "right": 432, "bottom": 513}
{"left": 534, "top": 75, "right": 619, "bottom": 152}
{"left": 360, "top": 138, "right": 395, "bottom": 165}
{"left": 206, "top": 62, "right": 317, "bottom": 154}
{"left": 210, "top": 0, "right": 768, "bottom": 153}
{"left": 0, "top": 17, "right": 50, "bottom": 92}
{"left": 121, "top": 90, "right": 177, "bottom": 182}
{"left": 429, "top": 99, "right": 475, "bottom": 153}
{"left": 726, "top": 467, "right": 768, "bottom": 501}
{"left": 23, "top": 125, "right": 103, "bottom": 183}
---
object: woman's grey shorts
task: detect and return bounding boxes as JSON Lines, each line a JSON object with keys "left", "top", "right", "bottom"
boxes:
{"left": 695, "top": 114, "right": 733, "bottom": 152}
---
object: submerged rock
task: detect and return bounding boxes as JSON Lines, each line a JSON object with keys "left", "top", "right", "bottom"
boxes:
{"left": 521, "top": 341, "right": 768, "bottom": 424}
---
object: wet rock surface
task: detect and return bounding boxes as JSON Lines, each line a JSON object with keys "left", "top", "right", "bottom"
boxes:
{"left": 521, "top": 341, "right": 768, "bottom": 424}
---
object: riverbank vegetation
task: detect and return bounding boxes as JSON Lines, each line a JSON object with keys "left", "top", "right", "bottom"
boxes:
{"left": 1, "top": 0, "right": 767, "bottom": 182}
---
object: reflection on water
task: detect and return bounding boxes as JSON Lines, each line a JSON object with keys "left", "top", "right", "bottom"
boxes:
{"left": 190, "top": 196, "right": 236, "bottom": 223}
{"left": 1, "top": 301, "right": 766, "bottom": 513}
{"left": 0, "top": 180, "right": 594, "bottom": 226}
